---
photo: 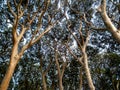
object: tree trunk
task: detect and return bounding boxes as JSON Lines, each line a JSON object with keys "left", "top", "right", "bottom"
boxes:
{"left": 0, "top": 43, "right": 19, "bottom": 90}
{"left": 42, "top": 74, "right": 47, "bottom": 90}
{"left": 0, "top": 61, "right": 17, "bottom": 90}
{"left": 98, "top": 0, "right": 120, "bottom": 43}
{"left": 59, "top": 76, "right": 63, "bottom": 90}
{"left": 83, "top": 53, "right": 95, "bottom": 90}
{"left": 55, "top": 47, "right": 64, "bottom": 90}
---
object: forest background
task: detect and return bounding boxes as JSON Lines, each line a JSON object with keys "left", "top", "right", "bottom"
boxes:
{"left": 0, "top": 0, "right": 120, "bottom": 90}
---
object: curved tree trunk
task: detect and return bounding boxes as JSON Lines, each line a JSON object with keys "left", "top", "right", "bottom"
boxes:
{"left": 98, "top": 0, "right": 120, "bottom": 43}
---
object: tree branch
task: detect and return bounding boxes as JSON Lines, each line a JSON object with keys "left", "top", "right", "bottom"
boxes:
{"left": 91, "top": 27, "right": 107, "bottom": 31}
{"left": 55, "top": 47, "right": 61, "bottom": 76}
{"left": 44, "top": 60, "right": 52, "bottom": 75}
{"left": 98, "top": 0, "right": 120, "bottom": 42}
{"left": 78, "top": 22, "right": 85, "bottom": 46}
{"left": 66, "top": 44, "right": 84, "bottom": 65}
{"left": 67, "top": 24, "right": 82, "bottom": 50}
{"left": 7, "top": 1, "right": 17, "bottom": 18}
{"left": 61, "top": 62, "right": 67, "bottom": 78}
{"left": 18, "top": 24, "right": 27, "bottom": 42}
{"left": 98, "top": 0, "right": 117, "bottom": 32}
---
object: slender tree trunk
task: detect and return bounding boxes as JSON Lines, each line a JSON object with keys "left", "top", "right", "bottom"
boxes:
{"left": 83, "top": 53, "right": 95, "bottom": 90}
{"left": 42, "top": 74, "right": 47, "bottom": 90}
{"left": 79, "top": 67, "right": 83, "bottom": 90}
{"left": 55, "top": 48, "right": 64, "bottom": 90}
{"left": 59, "top": 76, "right": 63, "bottom": 90}
{"left": 0, "top": 61, "right": 17, "bottom": 90}
{"left": 116, "top": 81, "right": 119, "bottom": 90}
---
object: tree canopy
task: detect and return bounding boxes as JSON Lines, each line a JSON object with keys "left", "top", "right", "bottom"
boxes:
{"left": 0, "top": 0, "right": 120, "bottom": 90}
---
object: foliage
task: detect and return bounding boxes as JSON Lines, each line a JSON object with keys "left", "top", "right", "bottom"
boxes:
{"left": 91, "top": 53, "right": 120, "bottom": 90}
{"left": 0, "top": 0, "right": 120, "bottom": 90}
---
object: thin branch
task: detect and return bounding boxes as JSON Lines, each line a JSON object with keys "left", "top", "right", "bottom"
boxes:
{"left": 61, "top": 62, "right": 67, "bottom": 78}
{"left": 40, "top": 57, "right": 43, "bottom": 73}
{"left": 27, "top": 0, "right": 51, "bottom": 44}
{"left": 13, "top": 0, "right": 17, "bottom": 7}
{"left": 17, "top": 0, "right": 29, "bottom": 19}
{"left": 31, "top": 24, "right": 54, "bottom": 45}
{"left": 7, "top": 1, "right": 17, "bottom": 18}
{"left": 37, "top": 0, "right": 50, "bottom": 29}
{"left": 66, "top": 44, "right": 84, "bottom": 65}
{"left": 78, "top": 22, "right": 85, "bottom": 46}
{"left": 83, "top": 13, "right": 107, "bottom": 31}
{"left": 19, "top": 0, "right": 23, "bottom": 6}
{"left": 67, "top": 1, "right": 82, "bottom": 15}
{"left": 55, "top": 47, "right": 61, "bottom": 76}
{"left": 18, "top": 19, "right": 56, "bottom": 57}
{"left": 18, "top": 25, "right": 52, "bottom": 57}
{"left": 83, "top": 13, "right": 92, "bottom": 25}
{"left": 18, "top": 24, "right": 27, "bottom": 42}
{"left": 67, "top": 24, "right": 82, "bottom": 50}
{"left": 22, "top": 0, "right": 29, "bottom": 13}
{"left": 44, "top": 60, "right": 52, "bottom": 75}
{"left": 91, "top": 27, "right": 107, "bottom": 31}
{"left": 84, "top": 31, "right": 90, "bottom": 48}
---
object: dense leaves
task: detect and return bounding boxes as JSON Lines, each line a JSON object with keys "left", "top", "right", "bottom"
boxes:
{"left": 0, "top": 0, "right": 120, "bottom": 90}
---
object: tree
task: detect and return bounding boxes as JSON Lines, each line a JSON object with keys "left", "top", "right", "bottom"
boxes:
{"left": 66, "top": 17, "right": 95, "bottom": 89}
{"left": 54, "top": 41, "right": 67, "bottom": 90}
{"left": 0, "top": 0, "right": 57, "bottom": 90}
{"left": 91, "top": 0, "right": 120, "bottom": 43}
{"left": 0, "top": 0, "right": 120, "bottom": 89}
{"left": 98, "top": 0, "right": 120, "bottom": 42}
{"left": 37, "top": 41, "right": 52, "bottom": 90}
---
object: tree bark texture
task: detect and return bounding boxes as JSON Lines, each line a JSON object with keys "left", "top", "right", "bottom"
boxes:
{"left": 0, "top": 60, "right": 17, "bottom": 90}
{"left": 99, "top": 0, "right": 120, "bottom": 43}
{"left": 83, "top": 53, "right": 95, "bottom": 90}
{"left": 0, "top": 43, "right": 19, "bottom": 90}
{"left": 79, "top": 67, "right": 83, "bottom": 90}
{"left": 42, "top": 74, "right": 47, "bottom": 90}
{"left": 55, "top": 47, "right": 64, "bottom": 90}
{"left": 59, "top": 76, "right": 63, "bottom": 90}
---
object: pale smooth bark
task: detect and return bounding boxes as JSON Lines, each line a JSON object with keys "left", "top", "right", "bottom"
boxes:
{"left": 66, "top": 21, "right": 95, "bottom": 90}
{"left": 98, "top": 0, "right": 120, "bottom": 42}
{"left": 0, "top": 43, "right": 20, "bottom": 90}
{"left": 83, "top": 53, "right": 95, "bottom": 90}
{"left": 0, "top": 61, "right": 17, "bottom": 90}
{"left": 0, "top": 0, "right": 55, "bottom": 90}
